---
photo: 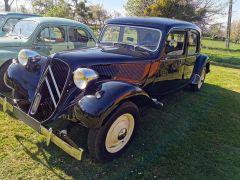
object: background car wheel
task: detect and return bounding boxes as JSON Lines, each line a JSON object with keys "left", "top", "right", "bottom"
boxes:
{"left": 0, "top": 60, "right": 12, "bottom": 92}
{"left": 191, "top": 68, "right": 206, "bottom": 92}
{"left": 87, "top": 101, "right": 139, "bottom": 162}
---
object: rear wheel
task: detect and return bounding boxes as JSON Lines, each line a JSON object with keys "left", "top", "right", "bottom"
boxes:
{"left": 191, "top": 68, "right": 206, "bottom": 92}
{"left": 0, "top": 60, "right": 12, "bottom": 92}
{"left": 88, "top": 102, "right": 139, "bottom": 162}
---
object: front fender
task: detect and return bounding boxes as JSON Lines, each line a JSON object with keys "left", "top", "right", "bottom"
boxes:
{"left": 73, "top": 81, "right": 152, "bottom": 128}
{"left": 0, "top": 50, "right": 18, "bottom": 65}
{"left": 5, "top": 57, "right": 47, "bottom": 102}
{"left": 191, "top": 54, "right": 210, "bottom": 84}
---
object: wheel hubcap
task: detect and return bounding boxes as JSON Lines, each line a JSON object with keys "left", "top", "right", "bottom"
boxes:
{"left": 105, "top": 113, "right": 135, "bottom": 153}
{"left": 198, "top": 71, "right": 206, "bottom": 89}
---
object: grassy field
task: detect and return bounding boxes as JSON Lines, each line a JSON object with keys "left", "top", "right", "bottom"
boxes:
{"left": 202, "top": 38, "right": 240, "bottom": 66}
{"left": 0, "top": 65, "right": 240, "bottom": 179}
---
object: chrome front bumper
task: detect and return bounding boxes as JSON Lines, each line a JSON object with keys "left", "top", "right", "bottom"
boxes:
{"left": 0, "top": 96, "right": 84, "bottom": 160}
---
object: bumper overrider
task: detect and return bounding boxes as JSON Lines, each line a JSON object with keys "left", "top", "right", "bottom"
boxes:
{"left": 0, "top": 94, "right": 84, "bottom": 160}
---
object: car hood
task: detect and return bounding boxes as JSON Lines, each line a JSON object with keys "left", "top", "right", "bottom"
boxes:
{"left": 0, "top": 36, "right": 25, "bottom": 48}
{"left": 53, "top": 47, "right": 151, "bottom": 69}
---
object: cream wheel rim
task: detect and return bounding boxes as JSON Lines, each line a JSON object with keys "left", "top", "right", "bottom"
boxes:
{"left": 105, "top": 113, "right": 135, "bottom": 153}
{"left": 198, "top": 71, "right": 205, "bottom": 89}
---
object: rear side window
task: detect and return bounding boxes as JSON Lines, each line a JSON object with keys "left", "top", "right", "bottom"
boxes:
{"left": 165, "top": 31, "right": 186, "bottom": 56}
{"left": 69, "top": 27, "right": 88, "bottom": 42}
{"left": 188, "top": 31, "right": 198, "bottom": 55}
{"left": 68, "top": 27, "right": 96, "bottom": 48}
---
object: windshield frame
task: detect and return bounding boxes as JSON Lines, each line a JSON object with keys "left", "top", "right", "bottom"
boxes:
{"left": 99, "top": 24, "right": 162, "bottom": 53}
{"left": 0, "top": 15, "right": 6, "bottom": 27}
{"left": 9, "top": 20, "right": 39, "bottom": 39}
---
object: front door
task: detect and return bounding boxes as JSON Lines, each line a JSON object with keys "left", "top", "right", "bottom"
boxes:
{"left": 154, "top": 30, "right": 187, "bottom": 96}
{"left": 33, "top": 25, "right": 68, "bottom": 56}
{"left": 184, "top": 30, "right": 200, "bottom": 80}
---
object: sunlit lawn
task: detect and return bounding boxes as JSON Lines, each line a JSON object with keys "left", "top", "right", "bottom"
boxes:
{"left": 202, "top": 38, "right": 240, "bottom": 66}
{"left": 0, "top": 65, "right": 240, "bottom": 179}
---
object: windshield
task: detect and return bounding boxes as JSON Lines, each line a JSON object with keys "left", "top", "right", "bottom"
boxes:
{"left": 100, "top": 25, "right": 162, "bottom": 52}
{"left": 0, "top": 15, "right": 5, "bottom": 27}
{"left": 9, "top": 20, "right": 38, "bottom": 38}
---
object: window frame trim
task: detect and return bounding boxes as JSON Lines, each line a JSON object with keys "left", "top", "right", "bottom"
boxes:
{"left": 165, "top": 29, "right": 188, "bottom": 58}
{"left": 187, "top": 29, "right": 200, "bottom": 56}
{"left": 99, "top": 24, "right": 163, "bottom": 53}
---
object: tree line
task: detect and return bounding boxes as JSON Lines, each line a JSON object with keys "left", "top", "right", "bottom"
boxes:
{"left": 1, "top": 0, "right": 239, "bottom": 43}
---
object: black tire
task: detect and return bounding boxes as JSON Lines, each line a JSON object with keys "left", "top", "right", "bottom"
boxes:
{"left": 0, "top": 60, "right": 12, "bottom": 92}
{"left": 88, "top": 101, "right": 139, "bottom": 162}
{"left": 191, "top": 68, "right": 206, "bottom": 92}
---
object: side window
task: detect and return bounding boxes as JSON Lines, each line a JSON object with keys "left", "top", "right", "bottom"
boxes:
{"left": 188, "top": 31, "right": 198, "bottom": 55}
{"left": 2, "top": 18, "right": 20, "bottom": 33}
{"left": 69, "top": 27, "right": 88, "bottom": 43}
{"left": 123, "top": 27, "right": 138, "bottom": 44}
{"left": 69, "top": 27, "right": 96, "bottom": 48}
{"left": 36, "top": 26, "right": 65, "bottom": 43}
{"left": 165, "top": 31, "right": 186, "bottom": 56}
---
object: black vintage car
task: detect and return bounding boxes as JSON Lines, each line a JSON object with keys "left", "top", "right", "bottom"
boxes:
{"left": 0, "top": 17, "right": 210, "bottom": 162}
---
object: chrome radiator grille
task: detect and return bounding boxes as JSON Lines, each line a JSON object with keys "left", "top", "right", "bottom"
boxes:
{"left": 30, "top": 59, "right": 70, "bottom": 122}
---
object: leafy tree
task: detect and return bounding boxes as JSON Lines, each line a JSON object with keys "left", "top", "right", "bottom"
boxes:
{"left": 208, "top": 23, "right": 225, "bottom": 38}
{"left": 125, "top": 0, "right": 154, "bottom": 16}
{"left": 89, "top": 4, "right": 111, "bottom": 28}
{"left": 45, "top": 0, "right": 72, "bottom": 18}
{"left": 231, "top": 21, "right": 240, "bottom": 44}
{"left": 144, "top": 0, "right": 224, "bottom": 28}
{"left": 112, "top": 10, "right": 122, "bottom": 18}
{"left": 32, "top": 0, "right": 56, "bottom": 15}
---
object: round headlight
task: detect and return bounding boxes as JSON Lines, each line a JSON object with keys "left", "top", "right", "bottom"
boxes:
{"left": 18, "top": 49, "right": 40, "bottom": 66}
{"left": 73, "top": 68, "right": 98, "bottom": 89}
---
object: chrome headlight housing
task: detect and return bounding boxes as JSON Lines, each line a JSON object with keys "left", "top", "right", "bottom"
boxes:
{"left": 73, "top": 68, "right": 99, "bottom": 89}
{"left": 18, "top": 49, "right": 41, "bottom": 66}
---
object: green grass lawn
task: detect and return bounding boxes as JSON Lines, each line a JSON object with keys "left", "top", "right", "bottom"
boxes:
{"left": 0, "top": 65, "right": 240, "bottom": 179}
{"left": 202, "top": 39, "right": 240, "bottom": 66}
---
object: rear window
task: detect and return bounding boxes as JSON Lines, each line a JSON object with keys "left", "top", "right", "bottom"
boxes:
{"left": 188, "top": 31, "right": 198, "bottom": 55}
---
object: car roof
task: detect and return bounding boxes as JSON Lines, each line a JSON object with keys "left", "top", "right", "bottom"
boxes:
{"left": 22, "top": 17, "right": 90, "bottom": 28}
{"left": 106, "top": 17, "right": 200, "bottom": 32}
{"left": 0, "top": 12, "right": 38, "bottom": 16}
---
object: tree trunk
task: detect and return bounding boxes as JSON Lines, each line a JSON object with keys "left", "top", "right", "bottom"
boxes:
{"left": 4, "top": 0, "right": 11, "bottom": 11}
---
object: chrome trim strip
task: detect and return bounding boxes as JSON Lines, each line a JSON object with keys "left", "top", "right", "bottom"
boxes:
{"left": 45, "top": 77, "right": 57, "bottom": 107}
{"left": 48, "top": 66, "right": 61, "bottom": 98}
{"left": 30, "top": 93, "right": 42, "bottom": 115}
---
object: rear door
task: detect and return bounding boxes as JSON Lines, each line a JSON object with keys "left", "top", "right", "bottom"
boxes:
{"left": 67, "top": 26, "right": 96, "bottom": 50}
{"left": 184, "top": 30, "right": 200, "bottom": 81}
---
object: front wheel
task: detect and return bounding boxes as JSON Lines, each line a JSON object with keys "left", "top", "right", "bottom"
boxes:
{"left": 0, "top": 60, "right": 12, "bottom": 92}
{"left": 88, "top": 102, "right": 139, "bottom": 162}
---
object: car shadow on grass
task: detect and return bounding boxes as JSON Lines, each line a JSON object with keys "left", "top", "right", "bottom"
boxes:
{"left": 15, "top": 83, "right": 240, "bottom": 179}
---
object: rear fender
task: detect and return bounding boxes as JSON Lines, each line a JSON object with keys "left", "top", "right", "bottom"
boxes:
{"left": 191, "top": 54, "right": 210, "bottom": 85}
